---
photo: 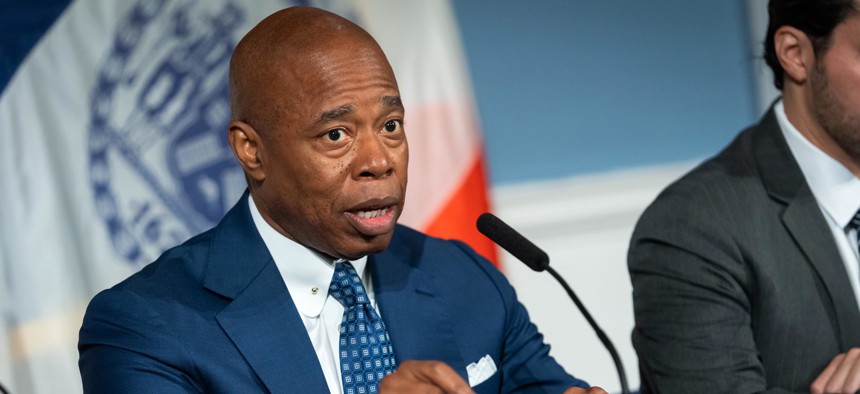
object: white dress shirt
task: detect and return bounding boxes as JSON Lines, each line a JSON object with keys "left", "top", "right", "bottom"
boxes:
{"left": 776, "top": 100, "right": 860, "bottom": 309}
{"left": 248, "top": 195, "right": 379, "bottom": 394}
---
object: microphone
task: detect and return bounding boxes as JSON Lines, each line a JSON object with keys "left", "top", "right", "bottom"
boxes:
{"left": 475, "top": 212, "right": 549, "bottom": 272}
{"left": 476, "top": 213, "right": 630, "bottom": 394}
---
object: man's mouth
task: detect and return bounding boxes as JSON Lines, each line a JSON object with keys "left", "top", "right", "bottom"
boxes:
{"left": 344, "top": 198, "right": 399, "bottom": 237}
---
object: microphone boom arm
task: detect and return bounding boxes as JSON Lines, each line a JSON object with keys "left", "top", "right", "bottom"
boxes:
{"left": 476, "top": 212, "right": 630, "bottom": 394}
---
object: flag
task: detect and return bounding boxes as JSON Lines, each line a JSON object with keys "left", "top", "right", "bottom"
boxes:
{"left": 0, "top": 0, "right": 494, "bottom": 392}
{"left": 359, "top": 1, "right": 498, "bottom": 265}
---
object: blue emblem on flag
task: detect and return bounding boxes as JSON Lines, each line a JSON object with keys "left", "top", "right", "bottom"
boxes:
{"left": 88, "top": 0, "right": 248, "bottom": 265}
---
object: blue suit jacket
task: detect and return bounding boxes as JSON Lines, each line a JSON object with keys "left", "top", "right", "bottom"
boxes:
{"left": 79, "top": 196, "right": 585, "bottom": 393}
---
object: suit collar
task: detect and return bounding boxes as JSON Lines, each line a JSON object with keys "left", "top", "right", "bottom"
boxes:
{"left": 753, "top": 103, "right": 806, "bottom": 205}
{"left": 204, "top": 191, "right": 272, "bottom": 299}
{"left": 246, "top": 193, "right": 372, "bottom": 319}
{"left": 206, "top": 191, "right": 329, "bottom": 392}
{"left": 370, "top": 227, "right": 468, "bottom": 381}
{"left": 774, "top": 99, "right": 860, "bottom": 229}
{"left": 753, "top": 105, "right": 860, "bottom": 348}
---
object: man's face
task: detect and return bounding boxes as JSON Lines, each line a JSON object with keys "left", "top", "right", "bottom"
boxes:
{"left": 811, "top": 10, "right": 860, "bottom": 163}
{"left": 254, "top": 42, "right": 408, "bottom": 260}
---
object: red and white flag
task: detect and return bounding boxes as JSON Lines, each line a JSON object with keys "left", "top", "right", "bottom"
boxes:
{"left": 359, "top": 1, "right": 498, "bottom": 265}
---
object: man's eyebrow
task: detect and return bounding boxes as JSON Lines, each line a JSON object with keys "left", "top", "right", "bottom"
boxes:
{"left": 382, "top": 96, "right": 403, "bottom": 108}
{"left": 314, "top": 97, "right": 401, "bottom": 126}
{"left": 316, "top": 104, "right": 356, "bottom": 126}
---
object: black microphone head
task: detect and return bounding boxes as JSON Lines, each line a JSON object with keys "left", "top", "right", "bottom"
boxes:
{"left": 476, "top": 213, "right": 549, "bottom": 272}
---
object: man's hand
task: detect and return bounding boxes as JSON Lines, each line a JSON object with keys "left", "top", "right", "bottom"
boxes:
{"left": 378, "top": 360, "right": 608, "bottom": 394}
{"left": 811, "top": 348, "right": 860, "bottom": 394}
{"left": 379, "top": 360, "right": 474, "bottom": 394}
{"left": 563, "top": 386, "right": 608, "bottom": 394}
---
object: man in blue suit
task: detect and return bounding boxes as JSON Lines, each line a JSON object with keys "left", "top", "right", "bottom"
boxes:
{"left": 78, "top": 7, "right": 605, "bottom": 394}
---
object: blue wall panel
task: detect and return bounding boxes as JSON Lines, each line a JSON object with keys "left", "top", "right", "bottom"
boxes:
{"left": 453, "top": 0, "right": 758, "bottom": 184}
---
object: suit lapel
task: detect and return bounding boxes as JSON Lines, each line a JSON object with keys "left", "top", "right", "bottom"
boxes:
{"left": 370, "top": 229, "right": 468, "bottom": 381}
{"left": 782, "top": 196, "right": 860, "bottom": 348}
{"left": 754, "top": 107, "right": 860, "bottom": 349}
{"left": 205, "top": 194, "right": 328, "bottom": 392}
{"left": 215, "top": 264, "right": 329, "bottom": 393}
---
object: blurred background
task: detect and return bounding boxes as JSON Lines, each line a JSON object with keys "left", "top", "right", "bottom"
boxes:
{"left": 0, "top": 1, "right": 777, "bottom": 393}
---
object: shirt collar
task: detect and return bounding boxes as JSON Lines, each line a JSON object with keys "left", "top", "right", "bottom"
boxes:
{"left": 247, "top": 194, "right": 368, "bottom": 318}
{"left": 776, "top": 100, "right": 860, "bottom": 229}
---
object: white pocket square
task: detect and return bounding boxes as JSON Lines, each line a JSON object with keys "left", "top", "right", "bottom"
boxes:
{"left": 466, "top": 354, "right": 497, "bottom": 387}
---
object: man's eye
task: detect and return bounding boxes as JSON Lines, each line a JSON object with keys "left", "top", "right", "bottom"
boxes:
{"left": 384, "top": 120, "right": 401, "bottom": 132}
{"left": 326, "top": 129, "right": 345, "bottom": 141}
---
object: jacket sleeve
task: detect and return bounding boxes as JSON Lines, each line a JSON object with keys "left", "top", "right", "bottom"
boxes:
{"left": 78, "top": 288, "right": 203, "bottom": 393}
{"left": 628, "top": 185, "right": 804, "bottom": 394}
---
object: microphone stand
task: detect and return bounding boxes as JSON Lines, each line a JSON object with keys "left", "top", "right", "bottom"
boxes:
{"left": 546, "top": 266, "right": 630, "bottom": 394}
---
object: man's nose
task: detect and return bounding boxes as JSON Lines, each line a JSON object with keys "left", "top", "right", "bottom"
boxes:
{"left": 353, "top": 132, "right": 393, "bottom": 179}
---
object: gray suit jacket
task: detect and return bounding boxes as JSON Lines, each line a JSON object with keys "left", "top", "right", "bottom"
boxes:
{"left": 628, "top": 106, "right": 860, "bottom": 393}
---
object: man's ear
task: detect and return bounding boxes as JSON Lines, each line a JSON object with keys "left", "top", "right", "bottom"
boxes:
{"left": 774, "top": 25, "right": 817, "bottom": 85}
{"left": 228, "top": 120, "right": 266, "bottom": 182}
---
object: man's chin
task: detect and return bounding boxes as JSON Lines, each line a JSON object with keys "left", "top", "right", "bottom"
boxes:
{"left": 333, "top": 232, "right": 395, "bottom": 261}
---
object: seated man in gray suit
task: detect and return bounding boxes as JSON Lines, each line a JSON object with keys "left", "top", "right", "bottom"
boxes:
{"left": 629, "top": 0, "right": 860, "bottom": 393}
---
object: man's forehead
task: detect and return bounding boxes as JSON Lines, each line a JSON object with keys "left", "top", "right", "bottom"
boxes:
{"left": 230, "top": 7, "right": 396, "bottom": 125}
{"left": 274, "top": 28, "right": 396, "bottom": 88}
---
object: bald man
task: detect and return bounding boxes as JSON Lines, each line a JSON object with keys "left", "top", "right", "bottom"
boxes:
{"left": 78, "top": 7, "right": 604, "bottom": 394}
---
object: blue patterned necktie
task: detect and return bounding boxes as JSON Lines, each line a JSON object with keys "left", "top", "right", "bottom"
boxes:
{"left": 849, "top": 212, "right": 860, "bottom": 252}
{"left": 329, "top": 262, "right": 397, "bottom": 394}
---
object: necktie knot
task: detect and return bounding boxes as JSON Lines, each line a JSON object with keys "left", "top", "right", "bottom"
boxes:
{"left": 329, "top": 262, "right": 370, "bottom": 308}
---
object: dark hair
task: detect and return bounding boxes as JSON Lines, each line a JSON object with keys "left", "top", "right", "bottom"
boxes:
{"left": 764, "top": 0, "right": 857, "bottom": 89}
